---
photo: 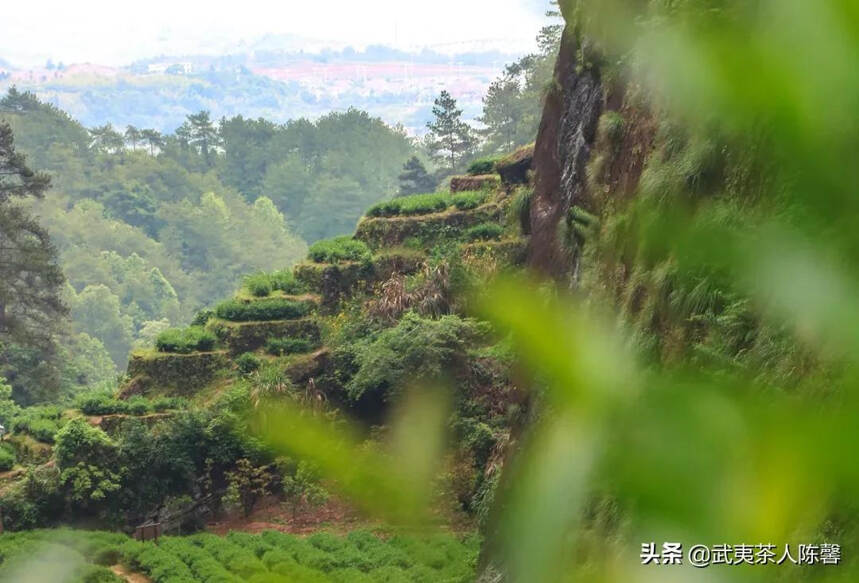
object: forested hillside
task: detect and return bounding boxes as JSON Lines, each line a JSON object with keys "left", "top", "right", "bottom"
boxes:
{"left": 0, "top": 90, "right": 424, "bottom": 401}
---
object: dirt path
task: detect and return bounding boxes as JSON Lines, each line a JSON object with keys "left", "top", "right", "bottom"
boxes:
{"left": 110, "top": 564, "right": 151, "bottom": 583}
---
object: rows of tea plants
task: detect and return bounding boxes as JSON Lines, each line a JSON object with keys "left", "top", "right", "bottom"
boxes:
{"left": 0, "top": 528, "right": 478, "bottom": 582}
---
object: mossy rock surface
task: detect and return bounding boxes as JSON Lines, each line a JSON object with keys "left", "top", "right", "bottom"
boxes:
{"left": 450, "top": 174, "right": 501, "bottom": 193}
{"left": 123, "top": 351, "right": 230, "bottom": 397}
{"left": 355, "top": 204, "right": 504, "bottom": 250}
{"left": 497, "top": 144, "right": 534, "bottom": 185}
{"left": 208, "top": 318, "right": 321, "bottom": 354}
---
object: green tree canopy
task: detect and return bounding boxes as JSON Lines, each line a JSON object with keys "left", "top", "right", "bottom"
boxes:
{"left": 426, "top": 91, "right": 477, "bottom": 174}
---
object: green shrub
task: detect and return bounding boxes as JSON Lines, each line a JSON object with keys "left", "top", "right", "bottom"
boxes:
{"left": 191, "top": 308, "right": 215, "bottom": 327}
{"left": 151, "top": 397, "right": 187, "bottom": 412}
{"left": 243, "top": 273, "right": 274, "bottom": 297}
{"left": 308, "top": 236, "right": 372, "bottom": 264}
{"left": 125, "top": 397, "right": 150, "bottom": 416}
{"left": 397, "top": 193, "right": 450, "bottom": 216}
{"left": 215, "top": 298, "right": 312, "bottom": 322}
{"left": 270, "top": 270, "right": 304, "bottom": 294}
{"left": 265, "top": 338, "right": 316, "bottom": 356}
{"left": 466, "top": 223, "right": 504, "bottom": 241}
{"left": 236, "top": 353, "right": 262, "bottom": 374}
{"left": 366, "top": 193, "right": 452, "bottom": 218}
{"left": 13, "top": 416, "right": 60, "bottom": 443}
{"left": 0, "top": 446, "right": 15, "bottom": 471}
{"left": 156, "top": 326, "right": 217, "bottom": 354}
{"left": 348, "top": 313, "right": 488, "bottom": 402}
{"left": 242, "top": 270, "right": 304, "bottom": 297}
{"left": 366, "top": 200, "right": 402, "bottom": 218}
{"left": 451, "top": 191, "right": 486, "bottom": 211}
{"left": 467, "top": 156, "right": 501, "bottom": 175}
{"left": 77, "top": 392, "right": 124, "bottom": 416}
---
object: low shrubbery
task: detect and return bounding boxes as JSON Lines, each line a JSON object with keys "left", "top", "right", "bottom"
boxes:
{"left": 366, "top": 191, "right": 489, "bottom": 218}
{"left": 156, "top": 326, "right": 217, "bottom": 354}
{"left": 265, "top": 338, "right": 317, "bottom": 356}
{"left": 76, "top": 392, "right": 187, "bottom": 416}
{"left": 452, "top": 191, "right": 487, "bottom": 211}
{"left": 0, "top": 528, "right": 479, "bottom": 582}
{"left": 467, "top": 156, "right": 502, "bottom": 175}
{"left": 236, "top": 353, "right": 262, "bottom": 374}
{"left": 366, "top": 193, "right": 448, "bottom": 218}
{"left": 466, "top": 223, "right": 504, "bottom": 241}
{"left": 215, "top": 298, "right": 312, "bottom": 322}
{"left": 307, "top": 237, "right": 372, "bottom": 264}
{"left": 243, "top": 270, "right": 305, "bottom": 297}
{"left": 10, "top": 406, "right": 64, "bottom": 443}
{"left": 0, "top": 445, "right": 16, "bottom": 471}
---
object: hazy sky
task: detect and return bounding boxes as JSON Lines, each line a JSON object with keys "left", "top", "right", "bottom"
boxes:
{"left": 0, "top": 0, "right": 552, "bottom": 67}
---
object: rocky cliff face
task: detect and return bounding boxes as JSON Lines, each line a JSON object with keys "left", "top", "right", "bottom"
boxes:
{"left": 527, "top": 15, "right": 603, "bottom": 281}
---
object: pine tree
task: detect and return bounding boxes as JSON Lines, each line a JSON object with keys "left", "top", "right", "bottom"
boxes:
{"left": 397, "top": 156, "right": 436, "bottom": 196}
{"left": 88, "top": 124, "right": 124, "bottom": 153}
{"left": 124, "top": 125, "right": 141, "bottom": 150}
{"left": 0, "top": 121, "right": 66, "bottom": 401}
{"left": 426, "top": 91, "right": 476, "bottom": 173}
{"left": 187, "top": 111, "right": 219, "bottom": 166}
{"left": 140, "top": 129, "right": 164, "bottom": 156}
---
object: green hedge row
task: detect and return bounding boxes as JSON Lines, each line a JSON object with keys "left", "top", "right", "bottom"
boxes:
{"left": 156, "top": 326, "right": 217, "bottom": 354}
{"left": 366, "top": 191, "right": 488, "bottom": 218}
{"left": 76, "top": 392, "right": 187, "bottom": 416}
{"left": 307, "top": 236, "right": 372, "bottom": 264}
{"left": 215, "top": 298, "right": 312, "bottom": 322}
{"left": 242, "top": 270, "right": 305, "bottom": 298}
{"left": 265, "top": 337, "right": 317, "bottom": 356}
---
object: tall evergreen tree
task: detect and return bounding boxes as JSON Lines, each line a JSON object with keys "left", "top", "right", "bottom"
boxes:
{"left": 426, "top": 91, "right": 476, "bottom": 173}
{"left": 187, "top": 111, "right": 219, "bottom": 166}
{"left": 88, "top": 124, "right": 124, "bottom": 154}
{"left": 124, "top": 125, "right": 141, "bottom": 150}
{"left": 140, "top": 129, "right": 164, "bottom": 156}
{"left": 0, "top": 121, "right": 67, "bottom": 402}
{"left": 478, "top": 3, "right": 563, "bottom": 153}
{"left": 397, "top": 156, "right": 436, "bottom": 196}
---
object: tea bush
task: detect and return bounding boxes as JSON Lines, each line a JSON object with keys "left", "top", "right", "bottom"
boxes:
{"left": 236, "top": 353, "right": 262, "bottom": 375}
{"left": 307, "top": 237, "right": 372, "bottom": 264}
{"left": 0, "top": 528, "right": 478, "bottom": 582}
{"left": 465, "top": 223, "right": 504, "bottom": 241}
{"left": 243, "top": 271, "right": 305, "bottom": 297}
{"left": 265, "top": 338, "right": 316, "bottom": 356}
{"left": 215, "top": 299, "right": 312, "bottom": 322}
{"left": 467, "top": 156, "right": 502, "bottom": 175}
{"left": 451, "top": 191, "right": 487, "bottom": 211}
{"left": 156, "top": 327, "right": 217, "bottom": 354}
{"left": 76, "top": 392, "right": 186, "bottom": 416}
{"left": 0, "top": 445, "right": 16, "bottom": 471}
